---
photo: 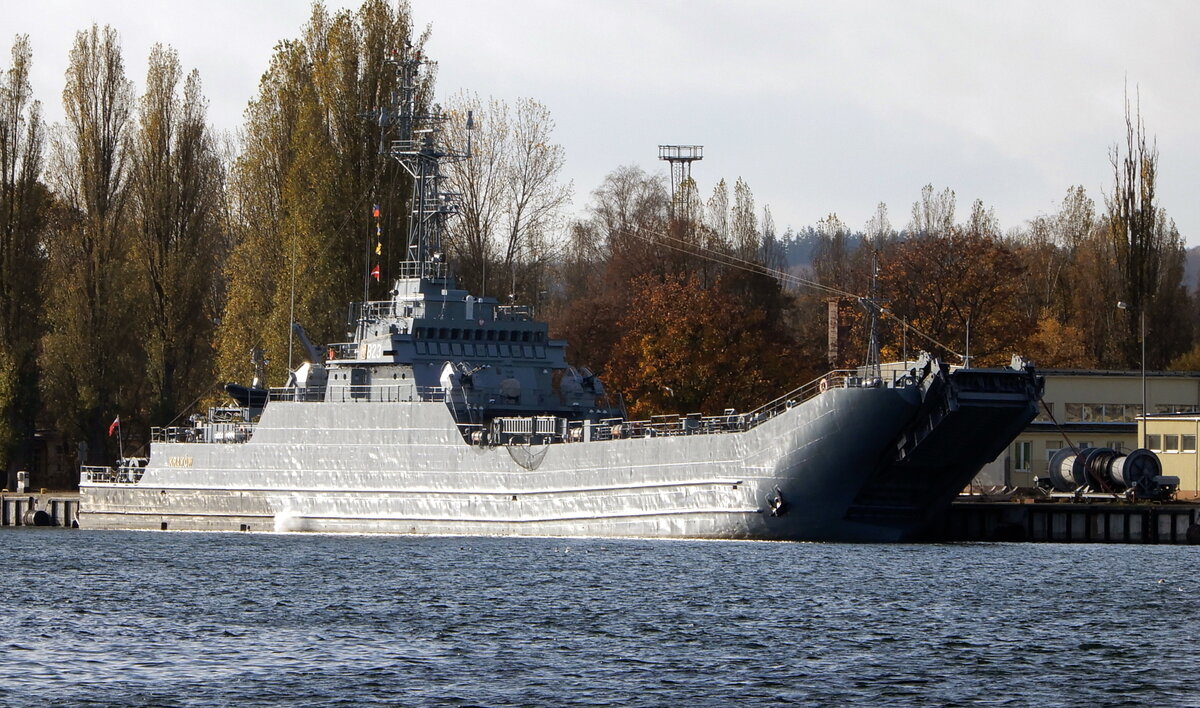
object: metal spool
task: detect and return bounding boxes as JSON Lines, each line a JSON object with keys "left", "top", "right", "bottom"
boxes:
{"left": 1047, "top": 446, "right": 1166, "bottom": 496}
{"left": 1077, "top": 447, "right": 1121, "bottom": 490}
{"left": 1047, "top": 447, "right": 1082, "bottom": 491}
{"left": 1109, "top": 448, "right": 1161, "bottom": 491}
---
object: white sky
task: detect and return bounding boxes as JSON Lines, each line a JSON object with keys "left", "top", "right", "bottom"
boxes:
{"left": 7, "top": 0, "right": 1200, "bottom": 243}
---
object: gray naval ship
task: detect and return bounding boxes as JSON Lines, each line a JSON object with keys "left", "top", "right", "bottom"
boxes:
{"left": 78, "top": 54, "right": 1044, "bottom": 542}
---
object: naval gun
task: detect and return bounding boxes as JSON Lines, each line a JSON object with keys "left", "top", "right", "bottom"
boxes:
{"left": 1043, "top": 447, "right": 1179, "bottom": 500}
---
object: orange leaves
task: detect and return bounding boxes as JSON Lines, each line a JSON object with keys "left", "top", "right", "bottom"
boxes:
{"left": 606, "top": 273, "right": 797, "bottom": 418}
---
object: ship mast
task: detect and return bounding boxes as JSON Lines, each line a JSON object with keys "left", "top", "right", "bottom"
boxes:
{"left": 861, "top": 251, "right": 882, "bottom": 382}
{"left": 376, "top": 47, "right": 472, "bottom": 284}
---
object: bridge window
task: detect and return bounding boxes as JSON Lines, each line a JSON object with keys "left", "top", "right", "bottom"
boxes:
{"left": 535, "top": 332, "right": 544, "bottom": 343}
{"left": 521, "top": 331, "right": 530, "bottom": 342}
{"left": 486, "top": 330, "right": 495, "bottom": 341}
{"left": 438, "top": 328, "right": 448, "bottom": 339}
{"left": 451, "top": 328, "right": 460, "bottom": 339}
{"left": 498, "top": 330, "right": 508, "bottom": 342}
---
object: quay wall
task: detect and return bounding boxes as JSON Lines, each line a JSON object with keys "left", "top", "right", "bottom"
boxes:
{"left": 0, "top": 492, "right": 80, "bottom": 528}
{"left": 935, "top": 501, "right": 1200, "bottom": 544}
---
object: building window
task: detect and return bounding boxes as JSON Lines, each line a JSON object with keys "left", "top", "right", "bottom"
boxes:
{"left": 1147, "top": 434, "right": 1162, "bottom": 452}
{"left": 1184, "top": 435, "right": 1197, "bottom": 452}
{"left": 1014, "top": 440, "right": 1033, "bottom": 471}
{"left": 1046, "top": 442, "right": 1061, "bottom": 461}
{"left": 1164, "top": 434, "right": 1180, "bottom": 452}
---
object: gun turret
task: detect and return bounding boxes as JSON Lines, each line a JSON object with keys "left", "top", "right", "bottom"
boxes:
{"left": 292, "top": 322, "right": 325, "bottom": 365}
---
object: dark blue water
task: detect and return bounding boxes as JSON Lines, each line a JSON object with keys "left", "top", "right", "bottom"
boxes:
{"left": 2, "top": 530, "right": 1199, "bottom": 706}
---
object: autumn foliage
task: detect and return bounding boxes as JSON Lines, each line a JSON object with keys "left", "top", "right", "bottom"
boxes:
{"left": 606, "top": 273, "right": 797, "bottom": 418}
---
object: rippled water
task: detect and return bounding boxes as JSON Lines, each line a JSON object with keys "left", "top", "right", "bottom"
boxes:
{"left": 2, "top": 529, "right": 1200, "bottom": 706}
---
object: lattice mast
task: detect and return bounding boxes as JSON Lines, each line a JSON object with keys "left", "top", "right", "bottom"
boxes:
{"left": 375, "top": 47, "right": 473, "bottom": 282}
{"left": 658, "top": 145, "right": 703, "bottom": 221}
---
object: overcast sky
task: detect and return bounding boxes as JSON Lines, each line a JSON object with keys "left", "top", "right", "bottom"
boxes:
{"left": 7, "top": 0, "right": 1200, "bottom": 244}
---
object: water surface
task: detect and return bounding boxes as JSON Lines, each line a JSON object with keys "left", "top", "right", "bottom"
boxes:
{"left": 2, "top": 530, "right": 1198, "bottom": 706}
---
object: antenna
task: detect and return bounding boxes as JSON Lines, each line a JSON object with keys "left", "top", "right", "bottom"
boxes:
{"left": 375, "top": 48, "right": 474, "bottom": 283}
{"left": 658, "top": 145, "right": 703, "bottom": 222}
{"left": 861, "top": 252, "right": 882, "bottom": 382}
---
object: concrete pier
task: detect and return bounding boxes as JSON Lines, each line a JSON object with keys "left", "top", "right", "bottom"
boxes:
{"left": 0, "top": 492, "right": 80, "bottom": 528}
{"left": 936, "top": 500, "right": 1200, "bottom": 544}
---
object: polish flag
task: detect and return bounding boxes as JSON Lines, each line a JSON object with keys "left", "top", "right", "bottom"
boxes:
{"left": 108, "top": 415, "right": 120, "bottom": 437}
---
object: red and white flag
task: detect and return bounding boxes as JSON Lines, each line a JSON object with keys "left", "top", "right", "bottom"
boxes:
{"left": 371, "top": 265, "right": 381, "bottom": 282}
{"left": 108, "top": 415, "right": 120, "bottom": 437}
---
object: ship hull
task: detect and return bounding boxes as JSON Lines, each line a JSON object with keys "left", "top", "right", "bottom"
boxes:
{"left": 79, "top": 370, "right": 1040, "bottom": 542}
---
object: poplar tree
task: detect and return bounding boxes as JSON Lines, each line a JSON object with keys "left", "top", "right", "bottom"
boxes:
{"left": 217, "top": 0, "right": 421, "bottom": 386}
{"left": 1106, "top": 95, "right": 1189, "bottom": 369}
{"left": 41, "top": 24, "right": 138, "bottom": 462}
{"left": 128, "top": 45, "right": 226, "bottom": 423}
{"left": 0, "top": 35, "right": 48, "bottom": 478}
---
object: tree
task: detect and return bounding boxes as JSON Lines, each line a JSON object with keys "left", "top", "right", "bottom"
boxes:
{"left": 547, "top": 165, "right": 666, "bottom": 372}
{"left": 864, "top": 202, "right": 895, "bottom": 248}
{"left": 128, "top": 45, "right": 226, "bottom": 423}
{"left": 877, "top": 229, "right": 1033, "bottom": 367}
{"left": 443, "top": 93, "right": 571, "bottom": 303}
{"left": 40, "top": 24, "right": 139, "bottom": 463}
{"left": 908, "top": 184, "right": 955, "bottom": 238}
{"left": 216, "top": 0, "right": 420, "bottom": 387}
{"left": 1104, "top": 94, "right": 1190, "bottom": 369}
{"left": 606, "top": 273, "right": 799, "bottom": 418}
{"left": 0, "top": 35, "right": 49, "bottom": 479}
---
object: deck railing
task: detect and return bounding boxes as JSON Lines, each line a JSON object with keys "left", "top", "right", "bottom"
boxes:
{"left": 80, "top": 464, "right": 144, "bottom": 484}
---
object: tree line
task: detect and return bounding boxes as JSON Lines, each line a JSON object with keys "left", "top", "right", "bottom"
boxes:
{"left": 0, "top": 0, "right": 1193, "bottom": 485}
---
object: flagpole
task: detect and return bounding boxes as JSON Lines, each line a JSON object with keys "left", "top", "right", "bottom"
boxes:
{"left": 364, "top": 202, "right": 373, "bottom": 304}
{"left": 117, "top": 418, "right": 124, "bottom": 462}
